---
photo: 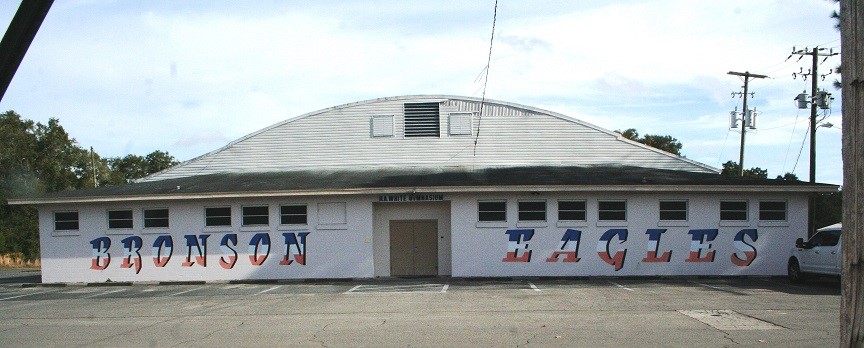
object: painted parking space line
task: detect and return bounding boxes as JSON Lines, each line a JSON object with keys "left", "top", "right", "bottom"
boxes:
{"left": 528, "top": 282, "right": 541, "bottom": 292}
{"left": 168, "top": 286, "right": 206, "bottom": 297}
{"left": 607, "top": 280, "right": 635, "bottom": 291}
{"left": 256, "top": 286, "right": 281, "bottom": 295}
{"left": 689, "top": 281, "right": 726, "bottom": 292}
{"left": 345, "top": 283, "right": 448, "bottom": 294}
{"left": 0, "top": 289, "right": 57, "bottom": 301}
{"left": 79, "top": 288, "right": 126, "bottom": 299}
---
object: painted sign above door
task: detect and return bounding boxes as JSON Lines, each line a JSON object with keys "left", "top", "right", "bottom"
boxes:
{"left": 378, "top": 193, "right": 444, "bottom": 202}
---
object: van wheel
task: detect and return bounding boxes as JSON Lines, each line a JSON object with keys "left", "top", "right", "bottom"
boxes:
{"left": 788, "top": 258, "right": 806, "bottom": 283}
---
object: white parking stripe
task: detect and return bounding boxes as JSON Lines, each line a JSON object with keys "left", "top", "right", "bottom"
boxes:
{"left": 441, "top": 284, "right": 449, "bottom": 293}
{"left": 80, "top": 288, "right": 126, "bottom": 299}
{"left": 168, "top": 286, "right": 205, "bottom": 297}
{"left": 256, "top": 286, "right": 281, "bottom": 295}
{"left": 607, "top": 280, "right": 635, "bottom": 291}
{"left": 0, "top": 289, "right": 55, "bottom": 301}
{"left": 344, "top": 285, "right": 362, "bottom": 294}
{"left": 528, "top": 282, "right": 541, "bottom": 291}
{"left": 690, "top": 281, "right": 726, "bottom": 291}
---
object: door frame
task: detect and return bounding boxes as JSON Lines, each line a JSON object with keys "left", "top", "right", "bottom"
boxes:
{"left": 372, "top": 201, "right": 452, "bottom": 277}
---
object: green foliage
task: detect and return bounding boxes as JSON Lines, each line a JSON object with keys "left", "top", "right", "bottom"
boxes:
{"left": 616, "top": 128, "right": 683, "bottom": 155}
{"left": 0, "top": 111, "right": 179, "bottom": 259}
{"left": 814, "top": 190, "right": 842, "bottom": 230}
{"left": 106, "top": 151, "right": 178, "bottom": 184}
{"left": 776, "top": 172, "right": 800, "bottom": 181}
{"left": 720, "top": 161, "right": 768, "bottom": 179}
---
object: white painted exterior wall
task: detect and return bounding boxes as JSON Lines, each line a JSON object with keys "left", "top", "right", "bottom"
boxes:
{"left": 37, "top": 191, "right": 807, "bottom": 283}
{"left": 39, "top": 196, "right": 375, "bottom": 283}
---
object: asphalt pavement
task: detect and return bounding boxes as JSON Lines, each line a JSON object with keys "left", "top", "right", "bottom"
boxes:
{"left": 0, "top": 269, "right": 841, "bottom": 347}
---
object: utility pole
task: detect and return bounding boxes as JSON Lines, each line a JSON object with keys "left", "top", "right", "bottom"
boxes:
{"left": 0, "top": 0, "right": 53, "bottom": 101}
{"left": 791, "top": 46, "right": 838, "bottom": 237}
{"left": 840, "top": 0, "right": 863, "bottom": 344}
{"left": 790, "top": 46, "right": 838, "bottom": 183}
{"left": 728, "top": 71, "right": 767, "bottom": 176}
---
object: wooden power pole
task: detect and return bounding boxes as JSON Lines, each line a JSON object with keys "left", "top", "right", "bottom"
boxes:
{"left": 841, "top": 0, "right": 864, "bottom": 346}
{"left": 727, "top": 71, "right": 767, "bottom": 176}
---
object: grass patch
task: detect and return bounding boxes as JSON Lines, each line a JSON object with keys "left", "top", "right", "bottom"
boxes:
{"left": 0, "top": 253, "right": 40, "bottom": 269}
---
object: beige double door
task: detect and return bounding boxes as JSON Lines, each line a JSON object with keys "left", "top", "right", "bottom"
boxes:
{"left": 389, "top": 220, "right": 438, "bottom": 276}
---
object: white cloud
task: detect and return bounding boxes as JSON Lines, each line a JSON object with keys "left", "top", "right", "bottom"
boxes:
{"left": 0, "top": 1, "right": 842, "bottom": 184}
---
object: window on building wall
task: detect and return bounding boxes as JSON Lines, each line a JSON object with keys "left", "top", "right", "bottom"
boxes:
{"left": 558, "top": 200, "right": 586, "bottom": 221}
{"left": 54, "top": 211, "right": 79, "bottom": 231}
{"left": 205, "top": 207, "right": 232, "bottom": 227}
{"left": 371, "top": 115, "right": 394, "bottom": 137}
{"left": 281, "top": 204, "right": 307, "bottom": 225}
{"left": 143, "top": 208, "right": 169, "bottom": 228}
{"left": 403, "top": 102, "right": 440, "bottom": 137}
{"left": 720, "top": 201, "right": 748, "bottom": 221}
{"left": 518, "top": 201, "right": 546, "bottom": 222}
{"left": 759, "top": 201, "right": 787, "bottom": 221}
{"left": 598, "top": 200, "right": 627, "bottom": 221}
{"left": 242, "top": 206, "right": 269, "bottom": 226}
{"left": 478, "top": 201, "right": 506, "bottom": 222}
{"left": 108, "top": 209, "right": 133, "bottom": 229}
{"left": 448, "top": 112, "right": 473, "bottom": 135}
{"left": 659, "top": 200, "right": 688, "bottom": 221}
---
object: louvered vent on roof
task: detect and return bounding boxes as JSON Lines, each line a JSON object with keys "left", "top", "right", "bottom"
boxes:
{"left": 403, "top": 102, "right": 440, "bottom": 137}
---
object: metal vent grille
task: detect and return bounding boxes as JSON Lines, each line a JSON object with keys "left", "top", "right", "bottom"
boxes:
{"left": 404, "top": 102, "right": 440, "bottom": 137}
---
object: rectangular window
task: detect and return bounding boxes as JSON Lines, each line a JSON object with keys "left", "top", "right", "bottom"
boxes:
{"left": 598, "top": 200, "right": 627, "bottom": 221}
{"left": 720, "top": 201, "right": 748, "bottom": 221}
{"left": 242, "top": 206, "right": 269, "bottom": 226}
{"left": 281, "top": 204, "right": 307, "bottom": 225}
{"left": 448, "top": 112, "right": 473, "bottom": 135}
{"left": 759, "top": 201, "right": 787, "bottom": 221}
{"left": 108, "top": 209, "right": 133, "bottom": 229}
{"left": 558, "top": 200, "right": 586, "bottom": 221}
{"left": 518, "top": 201, "right": 546, "bottom": 222}
{"left": 478, "top": 201, "right": 506, "bottom": 222}
{"left": 143, "top": 208, "right": 169, "bottom": 228}
{"left": 54, "top": 211, "right": 79, "bottom": 231}
{"left": 659, "top": 200, "right": 688, "bottom": 221}
{"left": 205, "top": 207, "right": 232, "bottom": 227}
{"left": 403, "top": 102, "right": 440, "bottom": 137}
{"left": 371, "top": 115, "right": 394, "bottom": 137}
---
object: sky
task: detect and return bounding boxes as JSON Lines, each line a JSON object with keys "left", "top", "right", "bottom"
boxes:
{"left": 0, "top": 0, "right": 843, "bottom": 184}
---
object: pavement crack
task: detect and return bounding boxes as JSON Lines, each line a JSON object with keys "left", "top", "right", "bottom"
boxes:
{"left": 308, "top": 322, "right": 333, "bottom": 348}
{"left": 722, "top": 331, "right": 739, "bottom": 346}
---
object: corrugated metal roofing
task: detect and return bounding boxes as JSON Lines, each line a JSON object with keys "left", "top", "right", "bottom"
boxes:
{"left": 141, "top": 95, "right": 719, "bottom": 182}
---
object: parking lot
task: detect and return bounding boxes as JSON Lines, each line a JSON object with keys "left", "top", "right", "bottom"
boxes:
{"left": 0, "top": 269, "right": 841, "bottom": 347}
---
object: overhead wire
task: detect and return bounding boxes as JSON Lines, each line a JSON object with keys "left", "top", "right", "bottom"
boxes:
{"left": 473, "top": 0, "right": 498, "bottom": 157}
{"left": 782, "top": 108, "right": 803, "bottom": 172}
{"left": 791, "top": 123, "right": 810, "bottom": 174}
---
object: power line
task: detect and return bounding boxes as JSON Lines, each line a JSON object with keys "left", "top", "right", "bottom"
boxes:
{"left": 782, "top": 108, "right": 803, "bottom": 173}
{"left": 473, "top": 0, "right": 498, "bottom": 157}
{"left": 791, "top": 123, "right": 810, "bottom": 174}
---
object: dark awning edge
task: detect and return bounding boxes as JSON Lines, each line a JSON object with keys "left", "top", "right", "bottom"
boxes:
{"left": 8, "top": 165, "right": 839, "bottom": 205}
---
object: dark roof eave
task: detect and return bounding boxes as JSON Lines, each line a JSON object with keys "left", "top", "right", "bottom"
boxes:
{"left": 8, "top": 183, "right": 838, "bottom": 205}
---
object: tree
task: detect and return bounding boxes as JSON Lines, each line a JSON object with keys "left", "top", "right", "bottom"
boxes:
{"left": 105, "top": 150, "right": 179, "bottom": 184}
{"left": 776, "top": 172, "right": 800, "bottom": 181}
{"left": 814, "top": 190, "right": 842, "bottom": 230}
{"left": 719, "top": 161, "right": 767, "bottom": 179}
{"left": 616, "top": 128, "right": 683, "bottom": 155}
{"left": 0, "top": 111, "right": 181, "bottom": 260}
{"left": 840, "top": 0, "right": 864, "bottom": 344}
